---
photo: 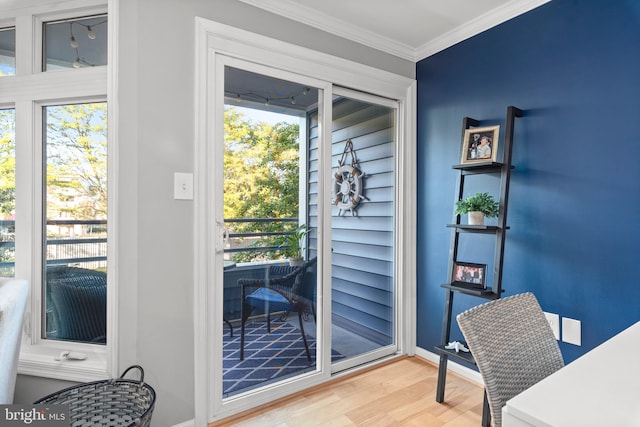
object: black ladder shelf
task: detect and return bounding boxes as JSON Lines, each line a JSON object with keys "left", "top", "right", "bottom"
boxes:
{"left": 434, "top": 106, "right": 523, "bottom": 427}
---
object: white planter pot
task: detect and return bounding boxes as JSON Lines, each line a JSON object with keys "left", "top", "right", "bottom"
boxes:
{"left": 288, "top": 257, "right": 304, "bottom": 267}
{"left": 468, "top": 211, "right": 485, "bottom": 225}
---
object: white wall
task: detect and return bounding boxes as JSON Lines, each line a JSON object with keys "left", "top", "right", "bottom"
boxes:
{"left": 15, "top": 0, "right": 414, "bottom": 424}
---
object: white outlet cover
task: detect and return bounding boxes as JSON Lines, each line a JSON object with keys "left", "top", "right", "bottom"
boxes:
{"left": 562, "top": 317, "right": 581, "bottom": 346}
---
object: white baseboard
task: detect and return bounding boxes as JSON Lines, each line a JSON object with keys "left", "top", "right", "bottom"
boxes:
{"left": 172, "top": 420, "right": 195, "bottom": 427}
{"left": 414, "top": 346, "right": 483, "bottom": 386}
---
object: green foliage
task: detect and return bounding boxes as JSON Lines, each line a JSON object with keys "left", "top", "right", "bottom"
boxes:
{"left": 281, "top": 224, "right": 308, "bottom": 259}
{"left": 223, "top": 107, "right": 302, "bottom": 263}
{"left": 45, "top": 103, "right": 108, "bottom": 220}
{"left": 455, "top": 192, "right": 499, "bottom": 218}
{"left": 0, "top": 109, "right": 16, "bottom": 217}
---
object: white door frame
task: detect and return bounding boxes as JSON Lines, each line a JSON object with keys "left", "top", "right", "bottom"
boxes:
{"left": 194, "top": 17, "right": 416, "bottom": 424}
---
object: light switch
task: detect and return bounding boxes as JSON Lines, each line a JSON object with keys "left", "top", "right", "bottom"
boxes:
{"left": 562, "top": 317, "right": 581, "bottom": 346}
{"left": 174, "top": 172, "right": 193, "bottom": 200}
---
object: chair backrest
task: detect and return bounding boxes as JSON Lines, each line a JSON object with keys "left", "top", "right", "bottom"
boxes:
{"left": 291, "top": 257, "right": 317, "bottom": 296}
{"left": 456, "top": 292, "right": 564, "bottom": 427}
{"left": 0, "top": 278, "right": 29, "bottom": 404}
{"left": 47, "top": 266, "right": 107, "bottom": 343}
{"left": 267, "top": 258, "right": 317, "bottom": 296}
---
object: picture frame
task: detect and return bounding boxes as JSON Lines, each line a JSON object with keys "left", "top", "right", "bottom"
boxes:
{"left": 460, "top": 125, "right": 500, "bottom": 164}
{"left": 452, "top": 261, "right": 487, "bottom": 289}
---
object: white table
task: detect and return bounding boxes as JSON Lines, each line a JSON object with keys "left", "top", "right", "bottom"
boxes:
{"left": 502, "top": 321, "right": 640, "bottom": 427}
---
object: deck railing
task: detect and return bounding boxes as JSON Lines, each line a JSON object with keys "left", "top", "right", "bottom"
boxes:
{"left": 0, "top": 217, "right": 301, "bottom": 274}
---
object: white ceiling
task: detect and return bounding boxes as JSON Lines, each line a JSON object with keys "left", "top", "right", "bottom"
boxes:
{"left": 239, "top": 0, "right": 550, "bottom": 61}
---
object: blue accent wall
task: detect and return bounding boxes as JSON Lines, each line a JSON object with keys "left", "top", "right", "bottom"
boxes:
{"left": 416, "top": 0, "right": 640, "bottom": 364}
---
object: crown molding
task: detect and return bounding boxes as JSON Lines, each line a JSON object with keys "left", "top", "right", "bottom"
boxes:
{"left": 415, "top": 0, "right": 551, "bottom": 60}
{"left": 238, "top": 0, "right": 550, "bottom": 62}
{"left": 237, "top": 0, "right": 417, "bottom": 61}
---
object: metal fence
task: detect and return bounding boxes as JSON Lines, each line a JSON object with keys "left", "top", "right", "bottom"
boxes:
{"left": 0, "top": 217, "right": 300, "bottom": 275}
{"left": 224, "top": 217, "right": 298, "bottom": 255}
{"left": 0, "top": 219, "right": 107, "bottom": 275}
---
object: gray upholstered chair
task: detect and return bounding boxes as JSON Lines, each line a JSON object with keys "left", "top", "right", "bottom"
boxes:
{"left": 456, "top": 292, "right": 564, "bottom": 427}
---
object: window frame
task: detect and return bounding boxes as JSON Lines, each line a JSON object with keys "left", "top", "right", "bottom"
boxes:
{"left": 0, "top": 0, "right": 115, "bottom": 382}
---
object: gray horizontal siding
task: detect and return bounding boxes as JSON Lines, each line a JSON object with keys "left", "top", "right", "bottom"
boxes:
{"left": 308, "top": 96, "right": 395, "bottom": 347}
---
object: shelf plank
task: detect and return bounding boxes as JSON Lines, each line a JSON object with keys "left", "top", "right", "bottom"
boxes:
{"left": 452, "top": 161, "right": 502, "bottom": 170}
{"left": 451, "top": 162, "right": 514, "bottom": 175}
{"left": 446, "top": 224, "right": 509, "bottom": 233}
{"left": 435, "top": 345, "right": 476, "bottom": 365}
{"left": 440, "top": 283, "right": 502, "bottom": 299}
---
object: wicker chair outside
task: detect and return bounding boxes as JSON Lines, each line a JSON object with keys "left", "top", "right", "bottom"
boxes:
{"left": 46, "top": 266, "right": 107, "bottom": 344}
{"left": 239, "top": 257, "right": 317, "bottom": 361}
{"left": 456, "top": 292, "right": 564, "bottom": 427}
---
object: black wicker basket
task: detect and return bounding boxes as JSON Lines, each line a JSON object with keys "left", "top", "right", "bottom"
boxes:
{"left": 34, "top": 365, "right": 156, "bottom": 427}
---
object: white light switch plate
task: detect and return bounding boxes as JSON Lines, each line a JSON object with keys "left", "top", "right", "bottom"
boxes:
{"left": 174, "top": 172, "right": 193, "bottom": 200}
{"left": 562, "top": 317, "right": 581, "bottom": 346}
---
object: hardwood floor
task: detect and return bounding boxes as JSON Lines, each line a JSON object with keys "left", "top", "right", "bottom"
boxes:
{"left": 212, "top": 356, "right": 484, "bottom": 426}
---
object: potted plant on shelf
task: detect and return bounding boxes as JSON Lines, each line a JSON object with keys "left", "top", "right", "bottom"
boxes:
{"left": 283, "top": 224, "right": 308, "bottom": 266}
{"left": 455, "top": 192, "right": 499, "bottom": 225}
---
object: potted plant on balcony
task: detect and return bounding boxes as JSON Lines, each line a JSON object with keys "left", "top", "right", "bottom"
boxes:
{"left": 455, "top": 192, "right": 499, "bottom": 225}
{"left": 283, "top": 224, "right": 308, "bottom": 267}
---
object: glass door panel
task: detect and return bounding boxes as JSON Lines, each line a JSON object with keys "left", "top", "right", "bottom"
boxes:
{"left": 221, "top": 66, "right": 320, "bottom": 397}
{"left": 328, "top": 92, "right": 397, "bottom": 368}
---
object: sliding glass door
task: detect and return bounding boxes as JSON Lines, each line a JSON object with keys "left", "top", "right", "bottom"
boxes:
{"left": 210, "top": 56, "right": 400, "bottom": 416}
{"left": 219, "top": 63, "right": 323, "bottom": 398}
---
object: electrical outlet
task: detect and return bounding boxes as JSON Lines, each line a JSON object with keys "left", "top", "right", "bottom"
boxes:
{"left": 562, "top": 317, "right": 581, "bottom": 346}
{"left": 544, "top": 312, "right": 560, "bottom": 340}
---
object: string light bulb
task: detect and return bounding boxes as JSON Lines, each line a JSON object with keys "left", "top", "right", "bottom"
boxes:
{"left": 228, "top": 86, "right": 312, "bottom": 107}
{"left": 70, "top": 35, "right": 79, "bottom": 49}
{"left": 73, "top": 57, "right": 81, "bottom": 69}
{"left": 87, "top": 26, "right": 96, "bottom": 40}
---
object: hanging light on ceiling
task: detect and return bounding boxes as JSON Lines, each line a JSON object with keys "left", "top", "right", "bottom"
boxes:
{"left": 87, "top": 25, "right": 96, "bottom": 40}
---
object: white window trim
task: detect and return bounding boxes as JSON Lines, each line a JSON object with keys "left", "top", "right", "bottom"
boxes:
{"left": 0, "top": 0, "right": 116, "bottom": 382}
{"left": 193, "top": 18, "right": 417, "bottom": 425}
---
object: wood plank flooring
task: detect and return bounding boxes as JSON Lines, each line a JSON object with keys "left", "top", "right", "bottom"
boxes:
{"left": 212, "top": 356, "right": 483, "bottom": 426}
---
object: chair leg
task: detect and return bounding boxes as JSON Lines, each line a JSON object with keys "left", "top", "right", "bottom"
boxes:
{"left": 224, "top": 317, "right": 233, "bottom": 337}
{"left": 267, "top": 306, "right": 271, "bottom": 333}
{"left": 240, "top": 308, "right": 246, "bottom": 361}
{"left": 482, "top": 390, "right": 491, "bottom": 427}
{"left": 297, "top": 310, "right": 311, "bottom": 361}
{"left": 240, "top": 298, "right": 252, "bottom": 361}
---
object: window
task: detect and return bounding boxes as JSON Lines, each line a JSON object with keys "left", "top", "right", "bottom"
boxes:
{"left": 0, "top": 27, "right": 16, "bottom": 76}
{"left": 1, "top": 1, "right": 110, "bottom": 381}
{"left": 44, "top": 102, "right": 107, "bottom": 344}
{"left": 43, "top": 15, "right": 107, "bottom": 70}
{"left": 0, "top": 108, "right": 15, "bottom": 277}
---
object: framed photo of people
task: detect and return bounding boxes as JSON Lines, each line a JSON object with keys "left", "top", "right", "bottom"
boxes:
{"left": 452, "top": 261, "right": 487, "bottom": 289}
{"left": 460, "top": 125, "right": 500, "bottom": 164}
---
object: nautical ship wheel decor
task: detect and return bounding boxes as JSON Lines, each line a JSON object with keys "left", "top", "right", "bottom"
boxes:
{"left": 333, "top": 139, "right": 367, "bottom": 216}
